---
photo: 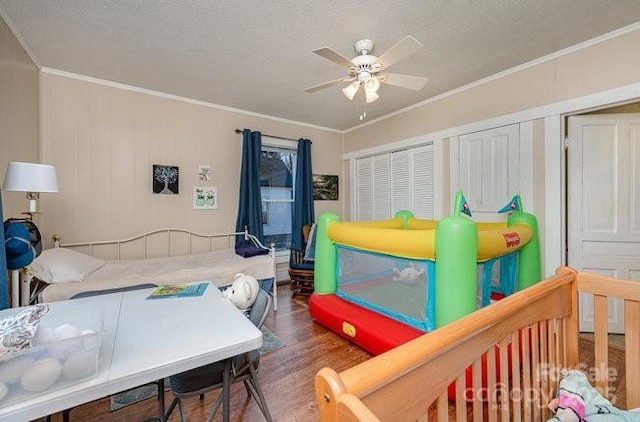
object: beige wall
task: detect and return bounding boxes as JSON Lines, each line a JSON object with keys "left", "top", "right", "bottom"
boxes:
{"left": 0, "top": 17, "right": 39, "bottom": 220}
{"left": 344, "top": 28, "right": 640, "bottom": 152}
{"left": 40, "top": 73, "right": 343, "bottom": 244}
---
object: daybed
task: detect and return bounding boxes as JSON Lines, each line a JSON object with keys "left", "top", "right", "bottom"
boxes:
{"left": 27, "top": 229, "right": 277, "bottom": 309}
{"left": 316, "top": 267, "right": 640, "bottom": 420}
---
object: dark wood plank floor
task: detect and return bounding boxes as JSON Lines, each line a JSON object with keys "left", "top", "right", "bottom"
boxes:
{"left": 35, "top": 285, "right": 628, "bottom": 421}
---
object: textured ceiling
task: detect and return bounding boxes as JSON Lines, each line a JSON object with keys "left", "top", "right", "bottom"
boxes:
{"left": 1, "top": 1, "right": 640, "bottom": 131}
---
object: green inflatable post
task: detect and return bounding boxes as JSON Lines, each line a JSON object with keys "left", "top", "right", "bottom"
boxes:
{"left": 508, "top": 211, "right": 541, "bottom": 290}
{"left": 394, "top": 210, "right": 414, "bottom": 229}
{"left": 314, "top": 212, "right": 340, "bottom": 294}
{"left": 434, "top": 191, "right": 478, "bottom": 328}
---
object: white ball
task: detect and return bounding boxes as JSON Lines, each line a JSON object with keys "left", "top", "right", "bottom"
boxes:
{"left": 63, "top": 349, "right": 97, "bottom": 380}
{"left": 21, "top": 357, "right": 62, "bottom": 392}
{"left": 32, "top": 326, "right": 55, "bottom": 346}
{"left": 0, "top": 381, "right": 7, "bottom": 402}
{"left": 0, "top": 355, "right": 36, "bottom": 384}
{"left": 48, "top": 324, "right": 83, "bottom": 360}
{"left": 54, "top": 324, "right": 80, "bottom": 340}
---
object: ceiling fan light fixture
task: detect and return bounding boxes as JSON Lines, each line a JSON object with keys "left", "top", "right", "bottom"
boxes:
{"left": 365, "top": 89, "right": 379, "bottom": 103}
{"left": 363, "top": 76, "right": 380, "bottom": 93}
{"left": 342, "top": 80, "right": 360, "bottom": 100}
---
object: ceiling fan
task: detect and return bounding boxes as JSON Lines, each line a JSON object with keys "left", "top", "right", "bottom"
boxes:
{"left": 305, "top": 35, "right": 428, "bottom": 104}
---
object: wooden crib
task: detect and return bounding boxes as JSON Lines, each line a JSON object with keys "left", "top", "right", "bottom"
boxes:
{"left": 315, "top": 267, "right": 640, "bottom": 421}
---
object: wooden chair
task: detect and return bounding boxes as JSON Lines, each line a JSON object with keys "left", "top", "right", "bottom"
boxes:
{"left": 288, "top": 224, "right": 315, "bottom": 296}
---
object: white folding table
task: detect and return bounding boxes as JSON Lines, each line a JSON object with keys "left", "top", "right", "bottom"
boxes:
{"left": 0, "top": 282, "right": 263, "bottom": 421}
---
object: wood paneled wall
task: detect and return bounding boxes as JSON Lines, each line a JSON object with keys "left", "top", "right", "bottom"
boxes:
{"left": 40, "top": 72, "right": 343, "bottom": 245}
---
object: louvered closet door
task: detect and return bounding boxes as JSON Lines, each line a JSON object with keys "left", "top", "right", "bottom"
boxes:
{"left": 355, "top": 145, "right": 434, "bottom": 222}
{"left": 355, "top": 155, "right": 390, "bottom": 221}
{"left": 390, "top": 146, "right": 434, "bottom": 219}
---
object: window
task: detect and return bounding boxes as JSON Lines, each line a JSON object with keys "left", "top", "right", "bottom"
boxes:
{"left": 355, "top": 144, "right": 434, "bottom": 221}
{"left": 260, "top": 141, "right": 297, "bottom": 250}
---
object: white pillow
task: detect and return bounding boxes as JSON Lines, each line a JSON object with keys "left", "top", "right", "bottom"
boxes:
{"left": 30, "top": 248, "right": 106, "bottom": 284}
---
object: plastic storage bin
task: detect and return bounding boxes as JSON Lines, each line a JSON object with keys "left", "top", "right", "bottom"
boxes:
{"left": 0, "top": 304, "right": 104, "bottom": 406}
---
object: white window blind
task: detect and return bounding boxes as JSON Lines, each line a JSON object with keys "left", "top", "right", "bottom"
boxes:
{"left": 355, "top": 144, "right": 434, "bottom": 221}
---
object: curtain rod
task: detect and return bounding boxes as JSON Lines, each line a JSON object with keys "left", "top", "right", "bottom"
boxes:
{"left": 233, "top": 128, "right": 311, "bottom": 143}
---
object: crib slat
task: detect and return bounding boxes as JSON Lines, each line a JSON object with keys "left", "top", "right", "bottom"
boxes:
{"left": 487, "top": 346, "right": 497, "bottom": 422}
{"left": 511, "top": 331, "right": 521, "bottom": 421}
{"left": 521, "top": 327, "right": 532, "bottom": 422}
{"left": 455, "top": 372, "right": 466, "bottom": 422}
{"left": 437, "top": 393, "right": 448, "bottom": 420}
{"left": 472, "top": 359, "right": 482, "bottom": 421}
{"left": 498, "top": 338, "right": 510, "bottom": 421}
{"left": 547, "top": 319, "right": 557, "bottom": 404}
{"left": 539, "top": 320, "right": 550, "bottom": 419}
{"left": 626, "top": 299, "right": 640, "bottom": 408}
{"left": 593, "top": 294, "right": 609, "bottom": 393}
{"left": 531, "top": 321, "right": 541, "bottom": 421}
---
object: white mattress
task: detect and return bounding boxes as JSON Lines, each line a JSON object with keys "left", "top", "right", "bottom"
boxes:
{"left": 40, "top": 249, "right": 274, "bottom": 303}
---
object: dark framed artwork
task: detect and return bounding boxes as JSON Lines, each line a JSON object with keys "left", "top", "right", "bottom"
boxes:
{"left": 312, "top": 174, "right": 339, "bottom": 201}
{"left": 153, "top": 165, "right": 179, "bottom": 194}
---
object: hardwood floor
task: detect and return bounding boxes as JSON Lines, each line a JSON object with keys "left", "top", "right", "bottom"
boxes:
{"left": 36, "top": 285, "right": 628, "bottom": 421}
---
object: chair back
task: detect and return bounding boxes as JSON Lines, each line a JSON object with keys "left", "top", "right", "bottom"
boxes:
{"left": 249, "top": 288, "right": 272, "bottom": 330}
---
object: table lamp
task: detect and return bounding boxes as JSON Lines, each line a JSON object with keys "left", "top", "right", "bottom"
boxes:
{"left": 2, "top": 161, "right": 59, "bottom": 219}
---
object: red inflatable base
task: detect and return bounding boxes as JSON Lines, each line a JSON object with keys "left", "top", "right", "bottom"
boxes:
{"left": 310, "top": 293, "right": 518, "bottom": 401}
{"left": 309, "top": 293, "right": 424, "bottom": 355}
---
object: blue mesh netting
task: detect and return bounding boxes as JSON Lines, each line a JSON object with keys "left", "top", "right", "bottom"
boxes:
{"left": 476, "top": 252, "right": 519, "bottom": 308}
{"left": 335, "top": 246, "right": 435, "bottom": 332}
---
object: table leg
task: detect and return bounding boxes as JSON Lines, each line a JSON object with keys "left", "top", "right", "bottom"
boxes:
{"left": 223, "top": 358, "right": 231, "bottom": 422}
{"left": 157, "top": 378, "right": 165, "bottom": 422}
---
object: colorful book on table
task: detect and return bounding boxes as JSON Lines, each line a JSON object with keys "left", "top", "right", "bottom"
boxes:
{"left": 146, "top": 282, "right": 209, "bottom": 299}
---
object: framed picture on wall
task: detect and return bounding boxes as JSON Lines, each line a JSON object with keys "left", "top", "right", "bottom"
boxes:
{"left": 153, "top": 165, "right": 179, "bottom": 194}
{"left": 193, "top": 186, "right": 218, "bottom": 210}
{"left": 312, "top": 174, "right": 339, "bottom": 201}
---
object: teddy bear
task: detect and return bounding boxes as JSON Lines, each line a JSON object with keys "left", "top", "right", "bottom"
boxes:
{"left": 222, "top": 273, "right": 260, "bottom": 312}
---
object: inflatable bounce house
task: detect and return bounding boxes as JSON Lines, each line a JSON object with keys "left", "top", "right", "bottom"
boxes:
{"left": 309, "top": 191, "right": 541, "bottom": 356}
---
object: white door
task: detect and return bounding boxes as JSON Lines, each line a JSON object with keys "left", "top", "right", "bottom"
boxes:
{"left": 452, "top": 123, "right": 532, "bottom": 222}
{"left": 567, "top": 114, "right": 640, "bottom": 333}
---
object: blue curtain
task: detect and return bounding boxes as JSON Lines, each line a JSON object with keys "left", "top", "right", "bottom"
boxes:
{"left": 235, "top": 129, "right": 264, "bottom": 244}
{"left": 291, "top": 139, "right": 314, "bottom": 250}
{"left": 0, "top": 193, "right": 8, "bottom": 309}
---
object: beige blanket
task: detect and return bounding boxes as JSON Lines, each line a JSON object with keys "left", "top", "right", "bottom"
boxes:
{"left": 40, "top": 249, "right": 274, "bottom": 303}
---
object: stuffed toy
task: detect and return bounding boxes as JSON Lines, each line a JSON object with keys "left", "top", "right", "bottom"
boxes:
{"left": 547, "top": 370, "right": 640, "bottom": 421}
{"left": 391, "top": 264, "right": 425, "bottom": 283}
{"left": 222, "top": 273, "right": 260, "bottom": 311}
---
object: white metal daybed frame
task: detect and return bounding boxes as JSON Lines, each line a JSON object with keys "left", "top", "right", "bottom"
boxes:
{"left": 27, "top": 228, "right": 278, "bottom": 310}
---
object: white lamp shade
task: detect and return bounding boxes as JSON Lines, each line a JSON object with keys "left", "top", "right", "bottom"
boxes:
{"left": 365, "top": 90, "right": 380, "bottom": 103}
{"left": 363, "top": 76, "right": 380, "bottom": 93}
{"left": 342, "top": 80, "right": 360, "bottom": 101}
{"left": 2, "top": 162, "right": 59, "bottom": 193}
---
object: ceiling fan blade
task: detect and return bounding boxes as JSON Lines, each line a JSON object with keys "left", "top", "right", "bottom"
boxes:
{"left": 377, "top": 35, "right": 423, "bottom": 69}
{"left": 313, "top": 47, "right": 354, "bottom": 68}
{"left": 304, "top": 77, "right": 352, "bottom": 93}
{"left": 382, "top": 73, "right": 428, "bottom": 91}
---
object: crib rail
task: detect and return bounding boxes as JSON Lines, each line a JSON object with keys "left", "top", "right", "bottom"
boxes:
{"left": 317, "top": 268, "right": 640, "bottom": 420}
{"left": 577, "top": 272, "right": 640, "bottom": 408}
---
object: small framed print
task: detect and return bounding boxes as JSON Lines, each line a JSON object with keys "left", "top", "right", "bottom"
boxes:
{"left": 193, "top": 186, "right": 218, "bottom": 210}
{"left": 312, "top": 174, "right": 339, "bottom": 200}
{"left": 198, "top": 165, "right": 211, "bottom": 181}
